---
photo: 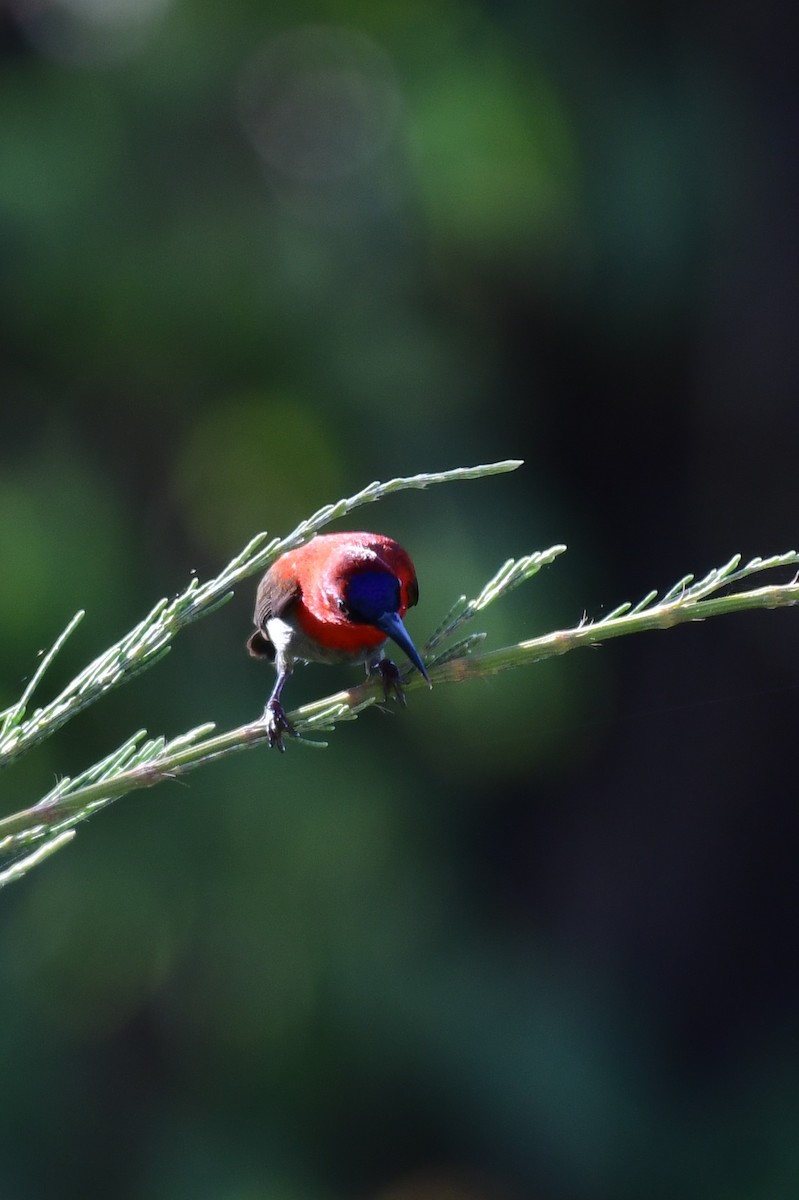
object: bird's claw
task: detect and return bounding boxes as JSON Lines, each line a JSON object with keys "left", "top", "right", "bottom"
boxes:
{"left": 262, "top": 699, "right": 295, "bottom": 752}
{"left": 376, "top": 658, "right": 406, "bottom": 707}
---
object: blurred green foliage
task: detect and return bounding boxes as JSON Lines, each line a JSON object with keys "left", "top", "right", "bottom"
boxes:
{"left": 2, "top": 1, "right": 799, "bottom": 1198}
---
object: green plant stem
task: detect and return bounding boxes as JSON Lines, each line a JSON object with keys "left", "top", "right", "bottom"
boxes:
{"left": 433, "top": 575, "right": 799, "bottom": 681}
{"left": 2, "top": 568, "right": 797, "bottom": 848}
{"left": 0, "top": 460, "right": 521, "bottom": 769}
{"left": 0, "top": 830, "right": 75, "bottom": 887}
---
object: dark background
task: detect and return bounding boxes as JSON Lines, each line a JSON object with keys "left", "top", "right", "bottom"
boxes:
{"left": 2, "top": 3, "right": 798, "bottom": 1198}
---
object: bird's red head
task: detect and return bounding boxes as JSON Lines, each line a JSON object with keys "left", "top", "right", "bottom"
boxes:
{"left": 289, "top": 533, "right": 426, "bottom": 672}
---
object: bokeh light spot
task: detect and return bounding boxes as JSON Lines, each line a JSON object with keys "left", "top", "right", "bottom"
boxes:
{"left": 175, "top": 392, "right": 347, "bottom": 557}
{"left": 239, "top": 25, "right": 402, "bottom": 183}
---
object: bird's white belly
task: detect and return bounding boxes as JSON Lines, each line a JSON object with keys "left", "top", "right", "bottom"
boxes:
{"left": 266, "top": 615, "right": 385, "bottom": 668}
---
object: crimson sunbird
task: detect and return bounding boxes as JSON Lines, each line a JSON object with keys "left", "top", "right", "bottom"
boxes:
{"left": 247, "top": 531, "right": 431, "bottom": 751}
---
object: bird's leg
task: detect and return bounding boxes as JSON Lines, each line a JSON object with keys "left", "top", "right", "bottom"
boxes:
{"left": 367, "top": 653, "right": 406, "bottom": 707}
{"left": 262, "top": 667, "right": 295, "bottom": 752}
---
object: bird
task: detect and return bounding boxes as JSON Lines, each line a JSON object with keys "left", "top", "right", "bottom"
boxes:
{"left": 247, "top": 531, "right": 431, "bottom": 751}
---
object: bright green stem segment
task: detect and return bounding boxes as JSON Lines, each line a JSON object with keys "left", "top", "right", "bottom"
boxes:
{"left": 432, "top": 574, "right": 799, "bottom": 682}
{"left": 0, "top": 459, "right": 521, "bottom": 770}
{"left": 3, "top": 471, "right": 798, "bottom": 891}
{"left": 2, "top": 551, "right": 798, "bottom": 868}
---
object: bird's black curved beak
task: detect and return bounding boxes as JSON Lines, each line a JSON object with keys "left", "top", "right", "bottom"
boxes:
{"left": 375, "top": 611, "right": 431, "bottom": 687}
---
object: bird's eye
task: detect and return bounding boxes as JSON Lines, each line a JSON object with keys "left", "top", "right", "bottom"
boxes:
{"left": 338, "top": 598, "right": 349, "bottom": 614}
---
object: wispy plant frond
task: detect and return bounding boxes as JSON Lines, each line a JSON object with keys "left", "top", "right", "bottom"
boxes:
{"left": 3, "top": 467, "right": 798, "bottom": 888}
{"left": 0, "top": 460, "right": 520, "bottom": 770}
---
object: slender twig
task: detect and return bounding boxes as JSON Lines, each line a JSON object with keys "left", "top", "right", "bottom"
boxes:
{"left": 0, "top": 830, "right": 75, "bottom": 887}
{"left": 3, "top": 455, "right": 798, "bottom": 890}
{"left": 2, "top": 546, "right": 798, "bottom": 888}
{"left": 0, "top": 460, "right": 521, "bottom": 769}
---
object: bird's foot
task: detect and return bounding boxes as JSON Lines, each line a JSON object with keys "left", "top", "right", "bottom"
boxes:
{"left": 262, "top": 699, "right": 295, "bottom": 752}
{"left": 375, "top": 658, "right": 406, "bottom": 707}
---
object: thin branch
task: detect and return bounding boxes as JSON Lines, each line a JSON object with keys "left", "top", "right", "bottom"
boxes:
{"left": 0, "top": 610, "right": 85, "bottom": 739}
{"left": 2, "top": 547, "right": 798, "bottom": 885}
{"left": 0, "top": 460, "right": 521, "bottom": 769}
{"left": 0, "top": 830, "right": 76, "bottom": 887}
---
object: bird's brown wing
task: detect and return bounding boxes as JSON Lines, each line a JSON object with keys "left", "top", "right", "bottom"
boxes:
{"left": 246, "top": 568, "right": 302, "bottom": 660}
